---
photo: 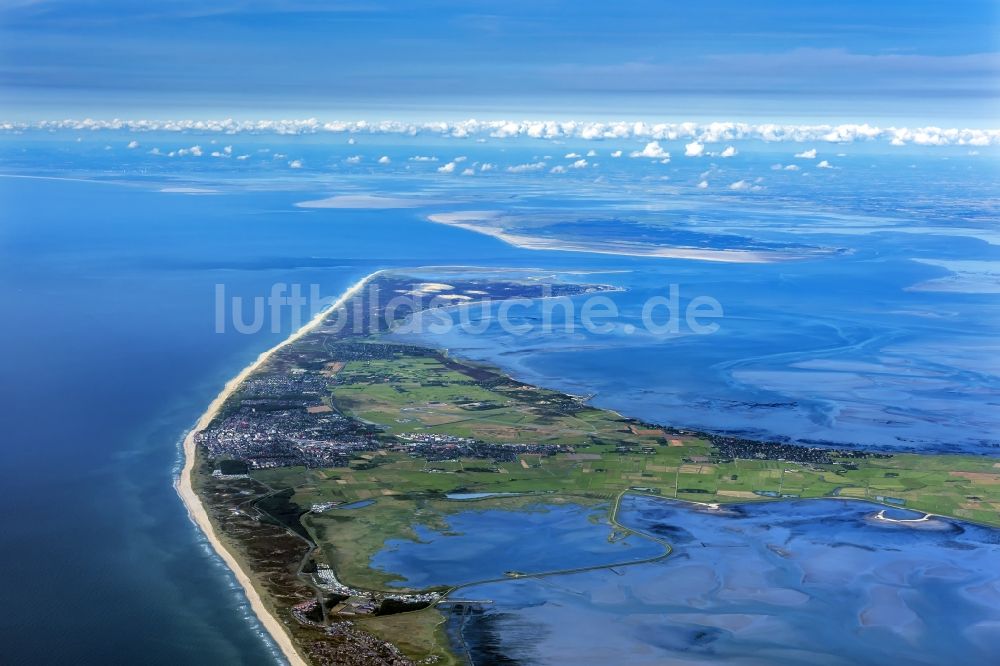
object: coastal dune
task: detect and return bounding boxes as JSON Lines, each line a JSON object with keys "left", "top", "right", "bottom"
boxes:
{"left": 175, "top": 271, "right": 382, "bottom": 666}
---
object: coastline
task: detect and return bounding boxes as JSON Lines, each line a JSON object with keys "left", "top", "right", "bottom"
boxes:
{"left": 175, "top": 270, "right": 383, "bottom": 666}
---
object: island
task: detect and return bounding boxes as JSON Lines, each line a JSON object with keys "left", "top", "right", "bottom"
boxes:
{"left": 178, "top": 270, "right": 1000, "bottom": 665}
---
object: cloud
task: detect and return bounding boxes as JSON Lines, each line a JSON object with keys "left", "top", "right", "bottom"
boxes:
{"left": 794, "top": 148, "right": 817, "bottom": 159}
{"left": 550, "top": 165, "right": 567, "bottom": 173}
{"left": 454, "top": 156, "right": 468, "bottom": 163}
{"left": 697, "top": 180, "right": 709, "bottom": 189}
{"left": 345, "top": 155, "right": 361, "bottom": 163}
{"left": 719, "top": 145, "right": 737, "bottom": 157}
{"left": 610, "top": 150, "right": 623, "bottom": 157}
{"left": 288, "top": 159, "right": 303, "bottom": 168}
{"left": 409, "top": 155, "right": 438, "bottom": 162}
{"left": 784, "top": 164, "right": 800, "bottom": 171}
{"left": 729, "top": 179, "right": 763, "bottom": 191}
{"left": 437, "top": 161, "right": 456, "bottom": 173}
{"left": 461, "top": 168, "right": 475, "bottom": 176}
{"left": 564, "top": 152, "right": 581, "bottom": 158}
{"left": 127, "top": 140, "right": 139, "bottom": 149}
{"left": 377, "top": 155, "right": 391, "bottom": 164}
{"left": 223, "top": 145, "right": 232, "bottom": 155}
{"left": 236, "top": 154, "right": 249, "bottom": 160}
{"left": 480, "top": 163, "right": 495, "bottom": 172}
{"left": 176, "top": 145, "right": 202, "bottom": 157}
{"left": 684, "top": 141, "right": 705, "bottom": 157}
{"left": 586, "top": 149, "right": 597, "bottom": 157}
{"left": 506, "top": 161, "right": 547, "bottom": 173}
{"left": 570, "top": 159, "right": 588, "bottom": 169}
{"left": 817, "top": 160, "right": 833, "bottom": 168}
{"left": 630, "top": 141, "right": 669, "bottom": 159}
{"left": 9, "top": 118, "right": 998, "bottom": 147}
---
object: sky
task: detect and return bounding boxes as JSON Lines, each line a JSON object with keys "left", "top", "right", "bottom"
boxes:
{"left": 1, "top": 0, "right": 998, "bottom": 124}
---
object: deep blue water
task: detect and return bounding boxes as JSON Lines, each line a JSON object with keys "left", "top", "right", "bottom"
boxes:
{"left": 0, "top": 173, "right": 526, "bottom": 663}
{"left": 1, "top": 134, "right": 998, "bottom": 663}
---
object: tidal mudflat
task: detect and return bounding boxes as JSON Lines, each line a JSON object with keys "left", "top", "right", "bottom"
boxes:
{"left": 431, "top": 495, "right": 1000, "bottom": 665}
{"left": 370, "top": 501, "right": 665, "bottom": 589}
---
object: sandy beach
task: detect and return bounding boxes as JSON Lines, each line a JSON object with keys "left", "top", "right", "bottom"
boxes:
{"left": 426, "top": 212, "right": 795, "bottom": 263}
{"left": 176, "top": 271, "right": 381, "bottom": 666}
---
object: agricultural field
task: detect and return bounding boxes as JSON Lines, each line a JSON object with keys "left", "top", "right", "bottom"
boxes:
{"left": 252, "top": 343, "right": 1000, "bottom": 597}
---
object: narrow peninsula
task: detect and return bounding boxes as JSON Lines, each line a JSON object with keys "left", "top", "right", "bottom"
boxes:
{"left": 178, "top": 270, "right": 1000, "bottom": 665}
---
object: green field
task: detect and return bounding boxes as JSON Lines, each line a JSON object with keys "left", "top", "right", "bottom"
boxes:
{"left": 254, "top": 346, "right": 1000, "bottom": 598}
{"left": 200, "top": 278, "right": 1000, "bottom": 665}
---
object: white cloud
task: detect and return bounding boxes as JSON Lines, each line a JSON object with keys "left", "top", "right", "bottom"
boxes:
{"left": 148, "top": 147, "right": 161, "bottom": 155}
{"left": 570, "top": 159, "right": 588, "bottom": 169}
{"left": 377, "top": 155, "right": 391, "bottom": 164}
{"left": 454, "top": 156, "right": 468, "bottom": 163}
{"left": 610, "top": 150, "right": 623, "bottom": 157}
{"left": 236, "top": 154, "right": 249, "bottom": 160}
{"left": 697, "top": 180, "right": 709, "bottom": 189}
{"left": 345, "top": 155, "right": 362, "bottom": 164}
{"left": 630, "top": 141, "right": 669, "bottom": 159}
{"left": 480, "top": 163, "right": 495, "bottom": 172}
{"left": 817, "top": 160, "right": 833, "bottom": 168}
{"left": 550, "top": 165, "right": 567, "bottom": 174}
{"left": 10, "top": 118, "right": 997, "bottom": 147}
{"left": 347, "top": 137, "right": 356, "bottom": 144}
{"left": 719, "top": 145, "right": 737, "bottom": 158}
{"left": 794, "top": 148, "right": 817, "bottom": 159}
{"left": 288, "top": 159, "right": 303, "bottom": 169}
{"left": 684, "top": 141, "right": 705, "bottom": 157}
{"left": 437, "top": 161, "right": 457, "bottom": 173}
{"left": 506, "top": 161, "right": 547, "bottom": 173}
{"left": 176, "top": 145, "right": 202, "bottom": 157}
{"left": 461, "top": 168, "right": 475, "bottom": 176}
{"left": 586, "top": 149, "right": 597, "bottom": 157}
{"left": 565, "top": 152, "right": 581, "bottom": 158}
{"left": 409, "top": 155, "right": 438, "bottom": 162}
{"left": 127, "top": 140, "right": 139, "bottom": 149}
{"left": 224, "top": 145, "right": 232, "bottom": 155}
{"left": 784, "top": 164, "right": 800, "bottom": 171}
{"left": 728, "top": 179, "right": 763, "bottom": 191}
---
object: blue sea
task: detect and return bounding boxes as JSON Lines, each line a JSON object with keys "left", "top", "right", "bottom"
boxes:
{"left": 1, "top": 132, "right": 997, "bottom": 663}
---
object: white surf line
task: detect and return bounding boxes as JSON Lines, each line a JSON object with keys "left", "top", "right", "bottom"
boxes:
{"left": 176, "top": 270, "right": 383, "bottom": 666}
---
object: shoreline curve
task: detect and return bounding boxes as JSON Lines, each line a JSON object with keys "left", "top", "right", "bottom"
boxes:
{"left": 175, "top": 270, "right": 383, "bottom": 666}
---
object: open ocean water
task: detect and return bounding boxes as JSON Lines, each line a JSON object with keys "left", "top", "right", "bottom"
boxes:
{"left": 1, "top": 133, "right": 998, "bottom": 663}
